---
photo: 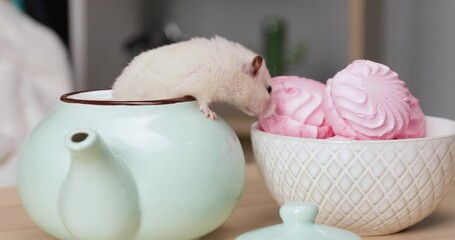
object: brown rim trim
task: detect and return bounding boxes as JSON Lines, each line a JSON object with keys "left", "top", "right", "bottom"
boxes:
{"left": 60, "top": 89, "right": 195, "bottom": 105}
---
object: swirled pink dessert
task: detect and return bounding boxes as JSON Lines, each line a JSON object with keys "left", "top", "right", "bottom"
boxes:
{"left": 323, "top": 59, "right": 423, "bottom": 140}
{"left": 397, "top": 94, "right": 426, "bottom": 138}
{"left": 259, "top": 76, "right": 333, "bottom": 139}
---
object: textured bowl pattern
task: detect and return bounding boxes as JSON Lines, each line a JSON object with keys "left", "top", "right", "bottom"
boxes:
{"left": 251, "top": 119, "right": 455, "bottom": 236}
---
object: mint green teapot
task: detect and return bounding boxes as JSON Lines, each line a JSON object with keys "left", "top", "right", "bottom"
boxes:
{"left": 18, "top": 90, "right": 245, "bottom": 240}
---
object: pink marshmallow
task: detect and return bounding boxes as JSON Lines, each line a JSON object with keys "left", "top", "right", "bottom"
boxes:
{"left": 397, "top": 94, "right": 426, "bottom": 138}
{"left": 259, "top": 76, "right": 333, "bottom": 139}
{"left": 323, "top": 60, "right": 420, "bottom": 140}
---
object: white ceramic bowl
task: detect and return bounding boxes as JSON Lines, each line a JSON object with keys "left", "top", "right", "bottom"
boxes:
{"left": 251, "top": 116, "right": 455, "bottom": 236}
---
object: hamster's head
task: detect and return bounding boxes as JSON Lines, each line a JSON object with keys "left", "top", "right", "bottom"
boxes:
{"left": 230, "top": 55, "right": 274, "bottom": 117}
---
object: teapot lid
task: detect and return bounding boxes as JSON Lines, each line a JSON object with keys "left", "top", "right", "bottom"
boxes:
{"left": 236, "top": 202, "right": 361, "bottom": 240}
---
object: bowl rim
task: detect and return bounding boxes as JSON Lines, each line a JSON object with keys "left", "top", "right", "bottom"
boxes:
{"left": 251, "top": 116, "right": 455, "bottom": 144}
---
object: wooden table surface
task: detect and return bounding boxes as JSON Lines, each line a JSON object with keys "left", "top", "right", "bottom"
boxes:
{"left": 1, "top": 163, "right": 455, "bottom": 240}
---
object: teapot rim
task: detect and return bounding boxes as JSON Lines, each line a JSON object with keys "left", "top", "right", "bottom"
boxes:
{"left": 60, "top": 89, "right": 195, "bottom": 106}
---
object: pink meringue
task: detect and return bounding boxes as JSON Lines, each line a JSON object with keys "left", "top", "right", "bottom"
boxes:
{"left": 397, "top": 94, "right": 426, "bottom": 138}
{"left": 323, "top": 60, "right": 414, "bottom": 140}
{"left": 259, "top": 76, "right": 333, "bottom": 139}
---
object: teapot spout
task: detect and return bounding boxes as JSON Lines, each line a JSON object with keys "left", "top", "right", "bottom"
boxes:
{"left": 65, "top": 128, "right": 101, "bottom": 155}
{"left": 65, "top": 129, "right": 121, "bottom": 163}
{"left": 61, "top": 128, "right": 140, "bottom": 240}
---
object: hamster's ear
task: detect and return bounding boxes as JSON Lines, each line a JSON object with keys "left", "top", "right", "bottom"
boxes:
{"left": 246, "top": 55, "right": 264, "bottom": 77}
{"left": 252, "top": 55, "right": 263, "bottom": 76}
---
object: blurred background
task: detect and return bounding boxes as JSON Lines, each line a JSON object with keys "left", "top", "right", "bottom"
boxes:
{"left": 1, "top": 0, "right": 455, "bottom": 186}
{"left": 71, "top": 0, "right": 455, "bottom": 133}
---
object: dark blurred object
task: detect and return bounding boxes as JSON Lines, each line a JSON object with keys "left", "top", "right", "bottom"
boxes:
{"left": 124, "top": 33, "right": 151, "bottom": 58}
{"left": 263, "top": 17, "right": 306, "bottom": 76}
{"left": 263, "top": 17, "right": 285, "bottom": 76}
{"left": 12, "top": 0, "right": 24, "bottom": 11}
{"left": 23, "top": 0, "right": 69, "bottom": 47}
{"left": 124, "top": 22, "right": 188, "bottom": 58}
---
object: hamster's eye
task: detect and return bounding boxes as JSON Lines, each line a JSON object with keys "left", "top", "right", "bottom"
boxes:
{"left": 266, "top": 86, "right": 272, "bottom": 94}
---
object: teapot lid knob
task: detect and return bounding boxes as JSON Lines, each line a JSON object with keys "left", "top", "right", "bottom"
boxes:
{"left": 280, "top": 202, "right": 318, "bottom": 225}
{"left": 236, "top": 202, "right": 361, "bottom": 240}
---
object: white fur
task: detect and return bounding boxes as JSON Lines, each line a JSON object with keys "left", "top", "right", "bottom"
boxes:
{"left": 113, "top": 36, "right": 272, "bottom": 116}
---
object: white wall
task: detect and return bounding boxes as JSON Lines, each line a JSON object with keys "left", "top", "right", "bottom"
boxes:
{"left": 380, "top": 0, "right": 455, "bottom": 119}
{"left": 85, "top": 0, "right": 142, "bottom": 90}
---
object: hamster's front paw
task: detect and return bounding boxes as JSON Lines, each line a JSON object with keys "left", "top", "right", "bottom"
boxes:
{"left": 199, "top": 102, "right": 217, "bottom": 120}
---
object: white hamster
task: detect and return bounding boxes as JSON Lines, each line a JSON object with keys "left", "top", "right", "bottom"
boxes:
{"left": 112, "top": 36, "right": 273, "bottom": 120}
